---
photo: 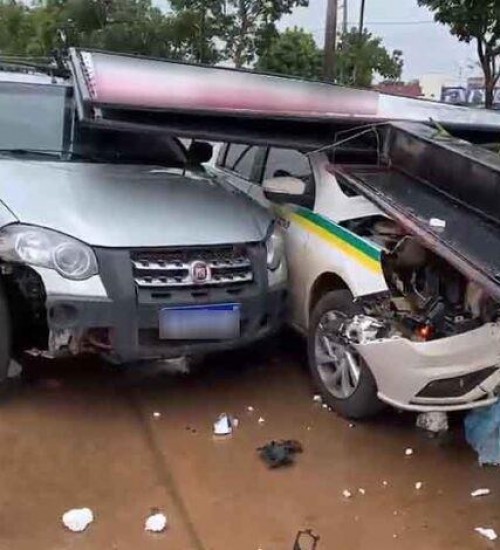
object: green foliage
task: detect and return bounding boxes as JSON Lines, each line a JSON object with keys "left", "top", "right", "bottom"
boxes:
{"left": 417, "top": 0, "right": 500, "bottom": 108}
{"left": 256, "top": 27, "right": 321, "bottom": 79}
{"left": 257, "top": 27, "right": 403, "bottom": 86}
{"left": 336, "top": 29, "right": 403, "bottom": 87}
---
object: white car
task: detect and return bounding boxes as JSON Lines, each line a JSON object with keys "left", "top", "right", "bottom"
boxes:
{"left": 210, "top": 143, "right": 500, "bottom": 419}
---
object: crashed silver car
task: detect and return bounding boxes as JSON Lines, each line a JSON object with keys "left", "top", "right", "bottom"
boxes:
{"left": 0, "top": 68, "right": 287, "bottom": 379}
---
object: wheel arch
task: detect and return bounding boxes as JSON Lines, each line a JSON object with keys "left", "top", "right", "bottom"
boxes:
{"left": 308, "top": 272, "right": 351, "bottom": 320}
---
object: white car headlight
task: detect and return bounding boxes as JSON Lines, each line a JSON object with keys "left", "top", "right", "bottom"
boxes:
{"left": 266, "top": 224, "right": 285, "bottom": 271}
{"left": 0, "top": 225, "right": 98, "bottom": 281}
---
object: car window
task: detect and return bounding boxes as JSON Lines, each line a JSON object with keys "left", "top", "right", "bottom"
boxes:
{"left": 224, "top": 144, "right": 258, "bottom": 180}
{"left": 263, "top": 148, "right": 312, "bottom": 181}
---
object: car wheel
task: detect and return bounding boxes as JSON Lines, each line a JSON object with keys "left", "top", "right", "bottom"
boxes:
{"left": 0, "top": 283, "right": 11, "bottom": 384}
{"left": 308, "top": 289, "right": 384, "bottom": 419}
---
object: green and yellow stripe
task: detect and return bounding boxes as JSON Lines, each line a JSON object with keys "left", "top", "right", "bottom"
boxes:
{"left": 283, "top": 207, "right": 383, "bottom": 275}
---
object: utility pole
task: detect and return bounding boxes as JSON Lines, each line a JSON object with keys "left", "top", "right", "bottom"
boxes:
{"left": 358, "top": 0, "right": 366, "bottom": 39}
{"left": 342, "top": 0, "right": 348, "bottom": 34}
{"left": 323, "top": 0, "right": 338, "bottom": 82}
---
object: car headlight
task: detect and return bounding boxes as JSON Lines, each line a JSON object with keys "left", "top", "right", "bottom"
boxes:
{"left": 266, "top": 224, "right": 285, "bottom": 271}
{"left": 0, "top": 225, "right": 98, "bottom": 281}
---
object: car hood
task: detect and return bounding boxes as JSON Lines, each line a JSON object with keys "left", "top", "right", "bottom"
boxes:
{"left": 0, "top": 160, "right": 271, "bottom": 247}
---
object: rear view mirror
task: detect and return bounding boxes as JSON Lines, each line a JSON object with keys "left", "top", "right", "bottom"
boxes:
{"left": 262, "top": 177, "right": 306, "bottom": 204}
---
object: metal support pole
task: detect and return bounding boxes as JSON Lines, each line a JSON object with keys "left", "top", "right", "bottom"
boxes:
{"left": 323, "top": 0, "right": 338, "bottom": 82}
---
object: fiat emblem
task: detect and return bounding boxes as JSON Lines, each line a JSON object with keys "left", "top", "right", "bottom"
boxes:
{"left": 191, "top": 261, "right": 211, "bottom": 284}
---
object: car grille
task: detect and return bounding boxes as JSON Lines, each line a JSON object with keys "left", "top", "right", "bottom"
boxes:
{"left": 131, "top": 246, "right": 254, "bottom": 289}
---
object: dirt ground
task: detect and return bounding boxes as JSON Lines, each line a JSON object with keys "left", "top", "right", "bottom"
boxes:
{"left": 0, "top": 333, "right": 499, "bottom": 550}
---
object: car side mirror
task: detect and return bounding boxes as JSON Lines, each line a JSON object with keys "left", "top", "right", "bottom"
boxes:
{"left": 187, "top": 141, "right": 213, "bottom": 165}
{"left": 262, "top": 177, "right": 306, "bottom": 204}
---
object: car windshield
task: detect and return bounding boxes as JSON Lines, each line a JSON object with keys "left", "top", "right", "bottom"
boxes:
{"left": 0, "top": 79, "right": 188, "bottom": 167}
{"left": 0, "top": 80, "right": 68, "bottom": 154}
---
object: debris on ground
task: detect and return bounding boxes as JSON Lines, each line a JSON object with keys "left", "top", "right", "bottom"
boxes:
{"left": 416, "top": 411, "right": 449, "bottom": 433}
{"left": 258, "top": 417, "right": 265, "bottom": 425}
{"left": 293, "top": 528, "right": 320, "bottom": 550}
{"left": 349, "top": 423, "right": 355, "bottom": 428}
{"left": 247, "top": 406, "right": 255, "bottom": 413}
{"left": 358, "top": 488, "right": 366, "bottom": 495}
{"left": 213, "top": 413, "right": 237, "bottom": 436}
{"left": 257, "top": 440, "right": 303, "bottom": 468}
{"left": 382, "top": 481, "right": 388, "bottom": 487}
{"left": 405, "top": 448, "right": 414, "bottom": 456}
{"left": 471, "top": 488, "right": 491, "bottom": 498}
{"left": 465, "top": 402, "right": 500, "bottom": 466}
{"left": 321, "top": 404, "right": 328, "bottom": 409}
{"left": 474, "top": 527, "right": 498, "bottom": 541}
{"left": 429, "top": 217, "right": 446, "bottom": 229}
{"left": 145, "top": 512, "right": 168, "bottom": 533}
{"left": 342, "top": 490, "right": 352, "bottom": 499}
{"left": 152, "top": 412, "right": 161, "bottom": 419}
{"left": 415, "top": 482, "right": 423, "bottom": 490}
{"left": 313, "top": 395, "right": 322, "bottom": 403}
{"left": 61, "top": 508, "right": 94, "bottom": 533}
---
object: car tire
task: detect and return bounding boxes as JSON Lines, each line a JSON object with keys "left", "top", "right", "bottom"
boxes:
{"left": 0, "top": 283, "right": 10, "bottom": 384}
{"left": 308, "top": 289, "right": 384, "bottom": 419}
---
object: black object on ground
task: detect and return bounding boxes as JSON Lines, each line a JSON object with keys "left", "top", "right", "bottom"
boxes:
{"left": 257, "top": 440, "right": 303, "bottom": 468}
{"left": 293, "top": 529, "right": 320, "bottom": 550}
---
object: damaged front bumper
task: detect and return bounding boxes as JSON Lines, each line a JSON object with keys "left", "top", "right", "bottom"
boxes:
{"left": 31, "top": 245, "right": 287, "bottom": 363}
{"left": 354, "top": 323, "right": 500, "bottom": 412}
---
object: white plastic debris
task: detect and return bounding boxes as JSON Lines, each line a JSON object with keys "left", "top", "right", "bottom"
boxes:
{"left": 471, "top": 488, "right": 491, "bottom": 498}
{"left": 349, "top": 423, "right": 355, "bottom": 428}
{"left": 7, "top": 360, "right": 22, "bottom": 379}
{"left": 258, "top": 417, "right": 265, "bottom": 425}
{"left": 382, "top": 481, "right": 388, "bottom": 487}
{"left": 430, "top": 217, "right": 446, "bottom": 229}
{"left": 247, "top": 406, "right": 255, "bottom": 413}
{"left": 342, "top": 490, "right": 352, "bottom": 499}
{"left": 322, "top": 403, "right": 328, "bottom": 409}
{"left": 415, "top": 482, "right": 423, "bottom": 490}
{"left": 416, "top": 411, "right": 449, "bottom": 433}
{"left": 62, "top": 508, "right": 94, "bottom": 533}
{"left": 358, "top": 488, "right": 366, "bottom": 495}
{"left": 213, "top": 413, "right": 233, "bottom": 436}
{"left": 152, "top": 412, "right": 161, "bottom": 419}
{"left": 145, "top": 512, "right": 168, "bottom": 533}
{"left": 232, "top": 418, "right": 240, "bottom": 429}
{"left": 475, "top": 527, "right": 498, "bottom": 541}
{"left": 313, "top": 394, "right": 322, "bottom": 403}
{"left": 405, "top": 448, "right": 414, "bottom": 456}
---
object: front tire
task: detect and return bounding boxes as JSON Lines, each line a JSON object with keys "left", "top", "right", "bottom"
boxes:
{"left": 0, "top": 283, "right": 10, "bottom": 384}
{"left": 308, "top": 290, "right": 384, "bottom": 419}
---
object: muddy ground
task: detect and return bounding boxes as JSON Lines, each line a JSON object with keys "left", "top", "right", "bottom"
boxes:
{"left": 0, "top": 333, "right": 498, "bottom": 550}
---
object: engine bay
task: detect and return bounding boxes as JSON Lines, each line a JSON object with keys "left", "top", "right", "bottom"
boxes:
{"left": 344, "top": 216, "right": 499, "bottom": 341}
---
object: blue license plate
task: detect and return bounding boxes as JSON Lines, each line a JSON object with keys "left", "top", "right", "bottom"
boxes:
{"left": 159, "top": 304, "right": 241, "bottom": 340}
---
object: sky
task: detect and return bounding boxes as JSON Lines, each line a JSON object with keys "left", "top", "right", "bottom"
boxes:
{"left": 281, "top": 0, "right": 479, "bottom": 81}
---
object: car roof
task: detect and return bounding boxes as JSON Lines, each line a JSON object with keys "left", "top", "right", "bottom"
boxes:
{"left": 0, "top": 69, "right": 69, "bottom": 86}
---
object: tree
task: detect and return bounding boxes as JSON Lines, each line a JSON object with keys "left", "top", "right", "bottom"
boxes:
{"left": 221, "top": 0, "right": 309, "bottom": 68}
{"left": 168, "top": 0, "right": 223, "bottom": 63}
{"left": 336, "top": 29, "right": 403, "bottom": 87}
{"left": 417, "top": 0, "right": 500, "bottom": 109}
{"left": 256, "top": 27, "right": 321, "bottom": 79}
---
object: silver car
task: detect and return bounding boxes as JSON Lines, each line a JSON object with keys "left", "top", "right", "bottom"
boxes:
{"left": 0, "top": 69, "right": 287, "bottom": 379}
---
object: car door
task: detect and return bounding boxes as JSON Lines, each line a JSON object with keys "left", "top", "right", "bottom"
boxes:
{"left": 253, "top": 147, "right": 315, "bottom": 330}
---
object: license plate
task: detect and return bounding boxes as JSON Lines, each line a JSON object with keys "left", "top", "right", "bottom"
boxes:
{"left": 159, "top": 304, "right": 241, "bottom": 340}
